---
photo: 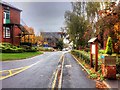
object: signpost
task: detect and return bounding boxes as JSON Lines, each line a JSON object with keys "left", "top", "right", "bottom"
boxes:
{"left": 88, "top": 37, "right": 98, "bottom": 71}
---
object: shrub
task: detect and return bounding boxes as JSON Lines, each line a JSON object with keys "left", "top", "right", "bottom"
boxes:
{"left": 99, "top": 50, "right": 105, "bottom": 54}
{"left": 100, "top": 74, "right": 104, "bottom": 81}
{"left": 0, "top": 43, "right": 25, "bottom": 53}
{"left": 71, "top": 50, "right": 90, "bottom": 64}
{"left": 105, "top": 37, "right": 113, "bottom": 55}
{"left": 38, "top": 47, "right": 54, "bottom": 52}
{"left": 2, "top": 42, "right": 12, "bottom": 47}
{"left": 84, "top": 48, "right": 90, "bottom": 52}
{"left": 0, "top": 43, "right": 39, "bottom": 53}
{"left": 25, "top": 47, "right": 38, "bottom": 52}
{"left": 90, "top": 73, "right": 98, "bottom": 79}
{"left": 15, "top": 48, "right": 24, "bottom": 53}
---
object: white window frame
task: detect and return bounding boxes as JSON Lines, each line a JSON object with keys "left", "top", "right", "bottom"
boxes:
{"left": 3, "top": 10, "right": 10, "bottom": 24}
{"left": 3, "top": 27, "right": 11, "bottom": 38}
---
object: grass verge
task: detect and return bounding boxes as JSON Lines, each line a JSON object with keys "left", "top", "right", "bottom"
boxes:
{"left": 0, "top": 51, "right": 43, "bottom": 61}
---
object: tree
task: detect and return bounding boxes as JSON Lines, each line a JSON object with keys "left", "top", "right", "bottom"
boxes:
{"left": 21, "top": 26, "right": 35, "bottom": 44}
{"left": 56, "top": 39, "right": 64, "bottom": 51}
{"left": 64, "top": 2, "right": 103, "bottom": 49}
{"left": 86, "top": 2, "right": 100, "bottom": 38}
{"left": 105, "top": 37, "right": 113, "bottom": 55}
{"left": 96, "top": 2, "right": 120, "bottom": 53}
{"left": 64, "top": 11, "right": 88, "bottom": 49}
{"left": 86, "top": 2, "right": 100, "bottom": 22}
{"left": 35, "top": 35, "right": 44, "bottom": 46}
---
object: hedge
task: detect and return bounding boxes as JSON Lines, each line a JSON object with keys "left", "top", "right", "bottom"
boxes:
{"left": 0, "top": 43, "right": 38, "bottom": 53}
{"left": 38, "top": 47, "right": 54, "bottom": 52}
{"left": 71, "top": 50, "right": 120, "bottom": 74}
{"left": 71, "top": 50, "right": 90, "bottom": 64}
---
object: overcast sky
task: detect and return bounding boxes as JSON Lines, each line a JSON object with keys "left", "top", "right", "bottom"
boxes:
{"left": 8, "top": 2, "right": 71, "bottom": 35}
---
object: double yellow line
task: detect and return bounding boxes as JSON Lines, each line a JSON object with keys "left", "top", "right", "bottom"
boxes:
{"left": 52, "top": 69, "right": 59, "bottom": 89}
{"left": 52, "top": 53, "right": 64, "bottom": 90}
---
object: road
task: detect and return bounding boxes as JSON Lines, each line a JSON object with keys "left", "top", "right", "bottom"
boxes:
{"left": 2, "top": 51, "right": 63, "bottom": 88}
{"left": 2, "top": 52, "right": 62, "bottom": 70}
{"left": 1, "top": 51, "right": 95, "bottom": 88}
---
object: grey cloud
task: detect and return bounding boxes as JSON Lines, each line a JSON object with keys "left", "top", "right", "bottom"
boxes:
{"left": 10, "top": 2, "right": 71, "bottom": 35}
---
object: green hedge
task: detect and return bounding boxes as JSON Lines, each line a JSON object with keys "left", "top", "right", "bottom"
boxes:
{"left": 25, "top": 47, "right": 38, "bottom": 52}
{"left": 0, "top": 43, "right": 38, "bottom": 53}
{"left": 71, "top": 50, "right": 90, "bottom": 64}
{"left": 71, "top": 50, "right": 120, "bottom": 74}
{"left": 99, "top": 50, "right": 105, "bottom": 54}
{"left": 38, "top": 47, "right": 54, "bottom": 51}
{"left": 0, "top": 43, "right": 24, "bottom": 53}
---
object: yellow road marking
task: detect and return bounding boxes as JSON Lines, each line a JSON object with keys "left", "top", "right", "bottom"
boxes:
{"left": 0, "top": 66, "right": 28, "bottom": 73}
{"left": 52, "top": 69, "right": 58, "bottom": 90}
{"left": 0, "top": 66, "right": 30, "bottom": 80}
{"left": 8, "top": 70, "right": 12, "bottom": 75}
{"left": 51, "top": 54, "right": 64, "bottom": 89}
{"left": 58, "top": 55, "right": 64, "bottom": 89}
{"left": 0, "top": 61, "right": 40, "bottom": 80}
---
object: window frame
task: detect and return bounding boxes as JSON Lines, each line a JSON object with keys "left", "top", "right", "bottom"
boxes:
{"left": 3, "top": 9, "right": 10, "bottom": 24}
{"left": 3, "top": 27, "right": 11, "bottom": 38}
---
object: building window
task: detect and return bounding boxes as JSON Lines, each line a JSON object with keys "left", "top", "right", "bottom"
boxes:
{"left": 3, "top": 10, "right": 10, "bottom": 24}
{"left": 3, "top": 27, "right": 11, "bottom": 38}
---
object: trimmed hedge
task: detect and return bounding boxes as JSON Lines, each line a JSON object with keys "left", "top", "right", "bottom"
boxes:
{"left": 38, "top": 47, "right": 54, "bottom": 52}
{"left": 71, "top": 50, "right": 120, "bottom": 74}
{"left": 25, "top": 47, "right": 38, "bottom": 52}
{"left": 99, "top": 50, "right": 105, "bottom": 54}
{"left": 0, "top": 43, "right": 38, "bottom": 53}
{"left": 0, "top": 43, "right": 24, "bottom": 53}
{"left": 71, "top": 50, "right": 90, "bottom": 64}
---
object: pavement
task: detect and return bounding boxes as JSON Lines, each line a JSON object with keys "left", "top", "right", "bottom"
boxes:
{"left": 71, "top": 52, "right": 119, "bottom": 90}
{"left": 104, "top": 79, "right": 120, "bottom": 90}
{"left": 62, "top": 53, "right": 96, "bottom": 88}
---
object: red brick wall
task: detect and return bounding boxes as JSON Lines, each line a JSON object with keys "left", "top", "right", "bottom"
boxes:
{"left": 13, "top": 26, "right": 21, "bottom": 46}
{"left": 0, "top": 4, "right": 2, "bottom": 43}
{"left": 10, "top": 8, "right": 20, "bottom": 24}
{"left": 10, "top": 8, "right": 21, "bottom": 45}
{"left": 1, "top": 5, "right": 21, "bottom": 46}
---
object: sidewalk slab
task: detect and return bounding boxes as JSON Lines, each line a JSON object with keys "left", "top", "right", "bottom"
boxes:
{"left": 62, "top": 53, "right": 96, "bottom": 88}
{"left": 105, "top": 79, "right": 119, "bottom": 90}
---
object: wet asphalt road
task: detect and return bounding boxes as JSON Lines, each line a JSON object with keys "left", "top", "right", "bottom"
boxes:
{"left": 2, "top": 51, "right": 63, "bottom": 88}
{"left": 62, "top": 53, "right": 95, "bottom": 88}
{"left": 2, "top": 51, "right": 96, "bottom": 88}
{"left": 2, "top": 52, "right": 62, "bottom": 70}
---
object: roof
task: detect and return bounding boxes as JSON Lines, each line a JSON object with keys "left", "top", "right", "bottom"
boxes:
{"left": 88, "top": 37, "right": 97, "bottom": 43}
{"left": 0, "top": 1, "right": 22, "bottom": 11}
{"left": 41, "top": 32, "right": 63, "bottom": 39}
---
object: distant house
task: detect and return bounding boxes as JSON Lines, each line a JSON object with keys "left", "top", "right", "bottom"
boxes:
{"left": 0, "top": 1, "right": 29, "bottom": 46}
{"left": 41, "top": 32, "right": 64, "bottom": 48}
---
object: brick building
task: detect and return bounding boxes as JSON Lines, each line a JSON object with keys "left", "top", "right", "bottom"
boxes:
{"left": 41, "top": 32, "right": 65, "bottom": 48}
{"left": 0, "top": 1, "right": 29, "bottom": 46}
